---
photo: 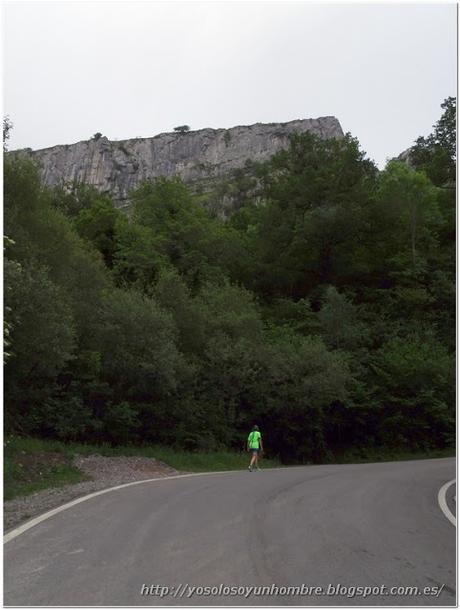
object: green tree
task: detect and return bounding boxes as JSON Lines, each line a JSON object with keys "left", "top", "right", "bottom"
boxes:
{"left": 3, "top": 106, "right": 455, "bottom": 459}
{"left": 112, "top": 218, "right": 169, "bottom": 290}
{"left": 30, "top": 395, "right": 94, "bottom": 441}
{"left": 95, "top": 288, "right": 185, "bottom": 400}
{"left": 250, "top": 332, "right": 351, "bottom": 463}
{"left": 132, "top": 177, "right": 233, "bottom": 288}
{"left": 318, "top": 286, "right": 368, "bottom": 350}
{"left": 4, "top": 261, "right": 77, "bottom": 432}
{"left": 74, "top": 196, "right": 123, "bottom": 267}
{"left": 4, "top": 156, "right": 112, "bottom": 439}
{"left": 151, "top": 269, "right": 207, "bottom": 356}
{"left": 4, "top": 156, "right": 109, "bottom": 343}
{"left": 4, "top": 237, "right": 20, "bottom": 363}
{"left": 252, "top": 133, "right": 377, "bottom": 298}
{"left": 3, "top": 115, "right": 13, "bottom": 151}
{"left": 102, "top": 402, "right": 140, "bottom": 445}
{"left": 173, "top": 125, "right": 190, "bottom": 133}
{"left": 197, "top": 281, "right": 263, "bottom": 343}
{"left": 369, "top": 334, "right": 454, "bottom": 449}
{"left": 410, "top": 97, "right": 456, "bottom": 187}
{"left": 48, "top": 182, "right": 101, "bottom": 218}
{"left": 373, "top": 161, "right": 441, "bottom": 271}
{"left": 261, "top": 297, "right": 319, "bottom": 336}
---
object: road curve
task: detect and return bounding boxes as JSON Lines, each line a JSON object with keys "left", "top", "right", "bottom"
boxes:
{"left": 4, "top": 458, "right": 456, "bottom": 606}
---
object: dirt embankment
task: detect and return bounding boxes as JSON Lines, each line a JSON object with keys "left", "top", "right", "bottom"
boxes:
{"left": 4, "top": 454, "right": 178, "bottom": 531}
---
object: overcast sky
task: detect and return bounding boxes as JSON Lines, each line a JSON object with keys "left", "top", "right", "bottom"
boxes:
{"left": 3, "top": 1, "right": 457, "bottom": 168}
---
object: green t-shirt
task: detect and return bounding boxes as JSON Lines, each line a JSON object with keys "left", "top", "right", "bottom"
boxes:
{"left": 248, "top": 430, "right": 261, "bottom": 449}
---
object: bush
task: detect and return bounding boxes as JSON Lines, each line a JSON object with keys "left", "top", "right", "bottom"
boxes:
{"left": 103, "top": 402, "right": 140, "bottom": 445}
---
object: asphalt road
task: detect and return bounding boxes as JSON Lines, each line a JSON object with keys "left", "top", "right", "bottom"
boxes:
{"left": 4, "top": 458, "right": 456, "bottom": 606}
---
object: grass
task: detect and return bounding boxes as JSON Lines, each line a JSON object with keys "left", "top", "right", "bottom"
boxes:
{"left": 4, "top": 436, "right": 454, "bottom": 501}
{"left": 3, "top": 436, "right": 281, "bottom": 500}
{"left": 4, "top": 441, "right": 91, "bottom": 501}
{"left": 4, "top": 436, "right": 281, "bottom": 469}
{"left": 329, "top": 446, "right": 455, "bottom": 465}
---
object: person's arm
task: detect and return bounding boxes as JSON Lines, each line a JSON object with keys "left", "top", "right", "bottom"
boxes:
{"left": 259, "top": 435, "right": 264, "bottom": 452}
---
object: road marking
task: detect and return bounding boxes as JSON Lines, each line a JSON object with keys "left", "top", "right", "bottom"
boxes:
{"left": 6, "top": 463, "right": 455, "bottom": 543}
{"left": 4, "top": 467, "right": 288, "bottom": 544}
{"left": 437, "top": 479, "right": 456, "bottom": 526}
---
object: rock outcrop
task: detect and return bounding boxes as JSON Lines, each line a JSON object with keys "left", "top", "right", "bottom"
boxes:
{"left": 13, "top": 117, "right": 343, "bottom": 209}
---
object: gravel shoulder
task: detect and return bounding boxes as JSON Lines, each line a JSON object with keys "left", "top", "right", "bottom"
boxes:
{"left": 4, "top": 454, "right": 179, "bottom": 531}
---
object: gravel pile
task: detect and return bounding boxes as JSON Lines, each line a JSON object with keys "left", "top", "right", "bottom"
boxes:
{"left": 4, "top": 454, "right": 179, "bottom": 531}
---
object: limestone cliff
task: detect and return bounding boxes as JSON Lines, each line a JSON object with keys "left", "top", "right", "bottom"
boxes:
{"left": 13, "top": 117, "right": 343, "bottom": 209}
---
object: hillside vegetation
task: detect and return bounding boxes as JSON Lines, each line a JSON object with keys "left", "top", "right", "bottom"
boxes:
{"left": 4, "top": 98, "right": 455, "bottom": 465}
{"left": 4, "top": 436, "right": 282, "bottom": 500}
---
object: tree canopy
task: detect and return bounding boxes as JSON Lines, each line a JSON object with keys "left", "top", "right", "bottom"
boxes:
{"left": 4, "top": 98, "right": 455, "bottom": 461}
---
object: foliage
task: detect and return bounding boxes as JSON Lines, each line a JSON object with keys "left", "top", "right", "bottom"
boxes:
{"left": 409, "top": 96, "right": 456, "bottom": 186}
{"left": 4, "top": 237, "right": 20, "bottom": 363}
{"left": 3, "top": 98, "right": 455, "bottom": 463}
{"left": 373, "top": 161, "right": 441, "bottom": 270}
{"left": 130, "top": 176, "right": 249, "bottom": 289}
{"left": 369, "top": 334, "right": 455, "bottom": 448}
{"left": 249, "top": 132, "right": 378, "bottom": 299}
{"left": 4, "top": 261, "right": 77, "bottom": 433}
{"left": 102, "top": 402, "right": 141, "bottom": 445}
{"left": 318, "top": 286, "right": 368, "bottom": 350}
{"left": 3, "top": 115, "right": 13, "bottom": 151}
{"left": 4, "top": 435, "right": 282, "bottom": 499}
{"left": 48, "top": 182, "right": 101, "bottom": 218}
{"left": 95, "top": 288, "right": 185, "bottom": 400}
{"left": 74, "top": 195, "right": 123, "bottom": 267}
{"left": 112, "top": 218, "right": 168, "bottom": 290}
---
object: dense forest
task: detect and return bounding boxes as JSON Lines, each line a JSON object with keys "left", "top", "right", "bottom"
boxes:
{"left": 4, "top": 98, "right": 455, "bottom": 463}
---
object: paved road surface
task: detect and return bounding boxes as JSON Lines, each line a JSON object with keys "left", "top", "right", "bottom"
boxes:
{"left": 4, "top": 458, "right": 456, "bottom": 606}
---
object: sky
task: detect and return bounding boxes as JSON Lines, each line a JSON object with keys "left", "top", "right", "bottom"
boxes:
{"left": 2, "top": 1, "right": 457, "bottom": 168}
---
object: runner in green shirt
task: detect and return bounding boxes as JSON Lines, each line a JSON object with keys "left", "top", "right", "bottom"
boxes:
{"left": 247, "top": 425, "right": 263, "bottom": 471}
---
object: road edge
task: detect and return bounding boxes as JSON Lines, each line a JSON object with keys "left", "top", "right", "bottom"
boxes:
{"left": 5, "top": 458, "right": 455, "bottom": 543}
{"left": 3, "top": 468, "right": 279, "bottom": 544}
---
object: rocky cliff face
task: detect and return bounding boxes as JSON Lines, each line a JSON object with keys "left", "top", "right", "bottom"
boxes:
{"left": 14, "top": 117, "right": 343, "bottom": 209}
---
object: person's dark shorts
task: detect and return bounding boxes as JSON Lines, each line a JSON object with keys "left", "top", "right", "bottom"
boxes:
{"left": 250, "top": 448, "right": 259, "bottom": 454}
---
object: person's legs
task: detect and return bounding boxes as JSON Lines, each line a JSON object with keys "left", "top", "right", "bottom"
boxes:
{"left": 249, "top": 450, "right": 258, "bottom": 470}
